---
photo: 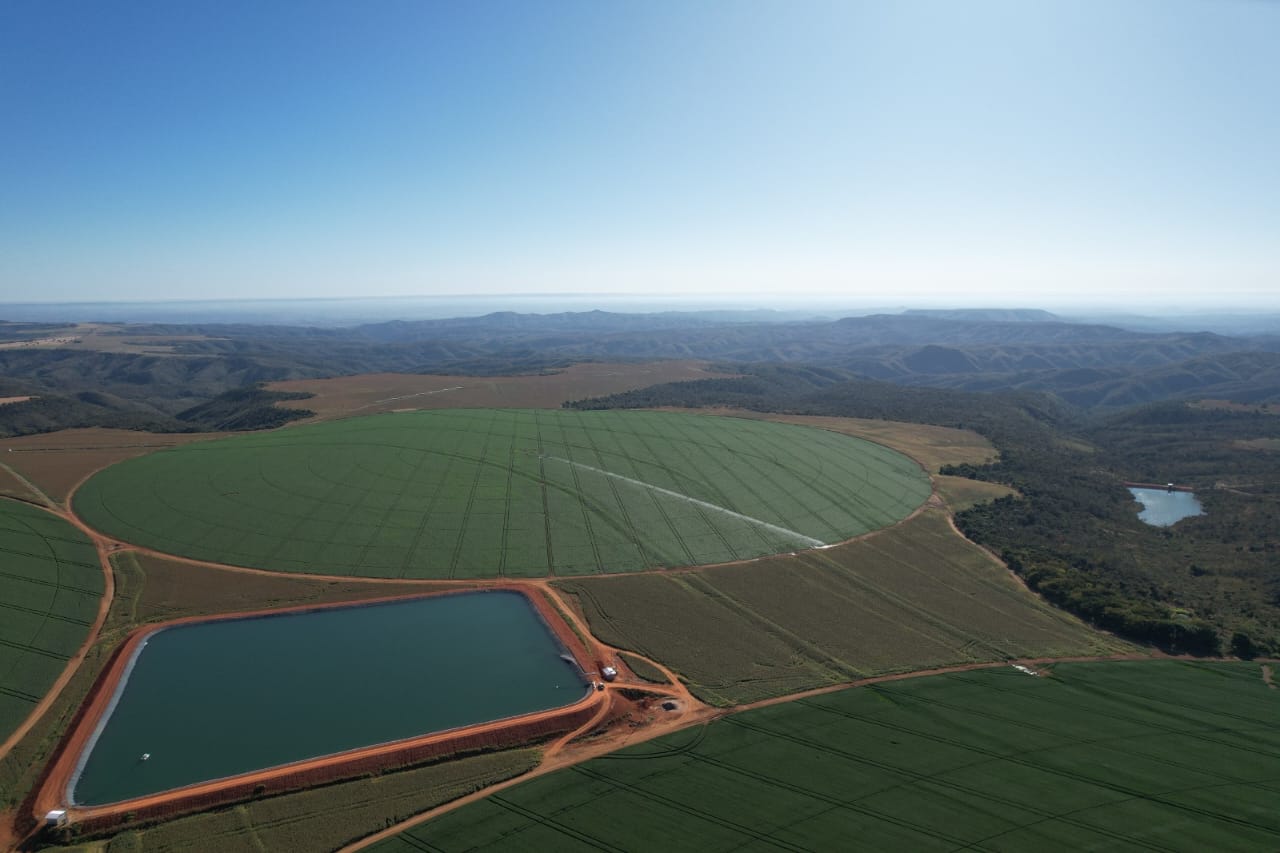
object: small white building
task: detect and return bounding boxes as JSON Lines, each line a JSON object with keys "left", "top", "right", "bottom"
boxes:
{"left": 601, "top": 666, "right": 618, "bottom": 682}
{"left": 45, "top": 810, "right": 68, "bottom": 828}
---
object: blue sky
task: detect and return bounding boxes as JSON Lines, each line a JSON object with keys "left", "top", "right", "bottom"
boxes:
{"left": 2, "top": 0, "right": 1277, "bottom": 308}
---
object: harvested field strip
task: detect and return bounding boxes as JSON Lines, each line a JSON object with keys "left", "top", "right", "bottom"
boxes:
{"left": 0, "top": 499, "right": 102, "bottom": 744}
{"left": 369, "top": 662, "right": 1280, "bottom": 853}
{"left": 556, "top": 508, "right": 1129, "bottom": 706}
{"left": 75, "top": 410, "right": 930, "bottom": 579}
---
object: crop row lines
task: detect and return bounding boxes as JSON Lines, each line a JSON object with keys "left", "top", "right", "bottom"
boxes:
{"left": 572, "top": 763, "right": 818, "bottom": 853}
{"left": 489, "top": 793, "right": 626, "bottom": 853}
{"left": 938, "top": 671, "right": 1280, "bottom": 763}
{"left": 578, "top": 417, "right": 662, "bottom": 567}
{"left": 559, "top": 438, "right": 607, "bottom": 574}
{"left": 0, "top": 636, "right": 69, "bottom": 662}
{"left": 722, "top": 715, "right": 1166, "bottom": 851}
{"left": 678, "top": 573, "right": 861, "bottom": 682}
{"left": 795, "top": 691, "right": 1280, "bottom": 839}
{"left": 0, "top": 600, "right": 90, "bottom": 627}
{"left": 801, "top": 688, "right": 1260, "bottom": 789}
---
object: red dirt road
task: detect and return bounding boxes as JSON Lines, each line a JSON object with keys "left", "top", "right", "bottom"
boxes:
{"left": 4, "top": 409, "right": 1269, "bottom": 851}
{"left": 28, "top": 584, "right": 607, "bottom": 833}
{"left": 0, "top": 498, "right": 115, "bottom": 764}
{"left": 340, "top": 651, "right": 1280, "bottom": 853}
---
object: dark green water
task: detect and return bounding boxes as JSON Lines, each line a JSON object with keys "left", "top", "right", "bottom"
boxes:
{"left": 71, "top": 591, "right": 587, "bottom": 806}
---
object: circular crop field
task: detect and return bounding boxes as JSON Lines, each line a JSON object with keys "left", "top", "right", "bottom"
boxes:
{"left": 73, "top": 409, "right": 930, "bottom": 578}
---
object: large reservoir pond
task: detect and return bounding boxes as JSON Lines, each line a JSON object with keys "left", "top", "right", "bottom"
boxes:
{"left": 1129, "top": 487, "right": 1205, "bottom": 526}
{"left": 72, "top": 591, "right": 587, "bottom": 806}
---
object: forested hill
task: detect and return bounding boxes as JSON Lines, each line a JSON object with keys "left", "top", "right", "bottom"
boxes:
{"left": 1, "top": 309, "right": 1277, "bottom": 436}
{"left": 101, "top": 311, "right": 1280, "bottom": 406}
{"left": 567, "top": 366, "right": 1280, "bottom": 659}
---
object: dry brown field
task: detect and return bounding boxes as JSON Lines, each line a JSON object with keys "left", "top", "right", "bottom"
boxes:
{"left": 0, "top": 462, "right": 47, "bottom": 505}
{"left": 665, "top": 408, "right": 998, "bottom": 473}
{"left": 933, "top": 474, "right": 1017, "bottom": 511}
{"left": 0, "top": 324, "right": 220, "bottom": 355}
{"left": 1, "top": 429, "right": 226, "bottom": 505}
{"left": 267, "top": 360, "right": 724, "bottom": 422}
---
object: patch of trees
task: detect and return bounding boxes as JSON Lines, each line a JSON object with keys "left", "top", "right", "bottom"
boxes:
{"left": 175, "top": 386, "right": 315, "bottom": 432}
{"left": 0, "top": 392, "right": 186, "bottom": 437}
{"left": 0, "top": 344, "right": 582, "bottom": 438}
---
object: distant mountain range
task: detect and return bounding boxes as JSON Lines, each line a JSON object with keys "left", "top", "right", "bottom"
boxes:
{"left": 1, "top": 309, "right": 1278, "bottom": 435}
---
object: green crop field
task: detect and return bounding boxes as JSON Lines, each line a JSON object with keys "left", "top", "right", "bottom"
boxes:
{"left": 73, "top": 409, "right": 930, "bottom": 579}
{"left": 369, "top": 661, "right": 1280, "bottom": 852}
{"left": 0, "top": 499, "right": 101, "bottom": 742}
{"left": 557, "top": 508, "right": 1128, "bottom": 705}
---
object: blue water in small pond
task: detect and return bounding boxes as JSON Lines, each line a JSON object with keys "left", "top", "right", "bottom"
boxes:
{"left": 71, "top": 591, "right": 587, "bottom": 806}
{"left": 1129, "top": 488, "right": 1204, "bottom": 526}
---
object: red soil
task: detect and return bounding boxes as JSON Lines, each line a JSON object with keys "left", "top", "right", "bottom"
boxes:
{"left": 24, "top": 584, "right": 607, "bottom": 838}
{"left": 0, "top": 502, "right": 115, "bottom": 766}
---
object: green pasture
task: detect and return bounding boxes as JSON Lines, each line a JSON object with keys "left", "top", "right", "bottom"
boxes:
{"left": 73, "top": 409, "right": 929, "bottom": 578}
{"left": 371, "top": 661, "right": 1280, "bottom": 852}
{"left": 0, "top": 499, "right": 101, "bottom": 742}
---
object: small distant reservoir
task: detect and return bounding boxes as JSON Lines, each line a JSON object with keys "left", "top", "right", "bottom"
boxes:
{"left": 70, "top": 591, "right": 588, "bottom": 806}
{"left": 1129, "top": 487, "right": 1204, "bottom": 527}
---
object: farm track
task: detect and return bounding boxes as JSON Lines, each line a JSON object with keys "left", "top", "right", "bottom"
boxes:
{"left": 0, "top": 496, "right": 113, "bottom": 767}
{"left": 3, "top": 458, "right": 720, "bottom": 847}
{"left": 0, "top": 422, "right": 991, "bottom": 808}
{"left": 6, "top": 410, "right": 1264, "bottom": 851}
{"left": 22, "top": 576, "right": 627, "bottom": 840}
{"left": 0, "top": 463, "right": 55, "bottom": 509}
{"left": 342, "top": 650, "right": 1280, "bottom": 853}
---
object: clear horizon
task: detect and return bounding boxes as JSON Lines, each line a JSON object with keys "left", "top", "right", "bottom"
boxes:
{"left": 3, "top": 1, "right": 1278, "bottom": 308}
